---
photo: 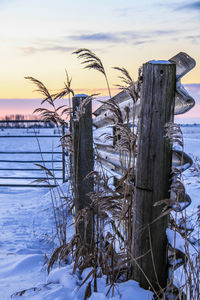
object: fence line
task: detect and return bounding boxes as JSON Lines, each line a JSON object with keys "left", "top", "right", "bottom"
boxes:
{"left": 0, "top": 120, "right": 67, "bottom": 187}
{"left": 70, "top": 52, "right": 196, "bottom": 292}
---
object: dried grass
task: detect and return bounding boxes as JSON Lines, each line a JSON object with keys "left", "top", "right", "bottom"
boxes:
{"left": 24, "top": 50, "right": 200, "bottom": 300}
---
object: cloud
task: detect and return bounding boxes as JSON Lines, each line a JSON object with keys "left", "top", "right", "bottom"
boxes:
{"left": 19, "top": 27, "right": 194, "bottom": 56}
{"left": 20, "top": 45, "right": 75, "bottom": 55}
{"left": 69, "top": 31, "right": 144, "bottom": 43}
{"left": 182, "top": 35, "right": 200, "bottom": 45}
{"left": 69, "top": 33, "right": 121, "bottom": 43}
{"left": 69, "top": 29, "right": 180, "bottom": 45}
{"left": 132, "top": 39, "right": 156, "bottom": 45}
{"left": 121, "top": 30, "right": 179, "bottom": 41}
{"left": 184, "top": 34, "right": 200, "bottom": 41}
{"left": 113, "top": 7, "right": 133, "bottom": 17}
{"left": 178, "top": 1, "right": 200, "bottom": 10}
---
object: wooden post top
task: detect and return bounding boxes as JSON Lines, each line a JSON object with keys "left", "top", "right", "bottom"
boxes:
{"left": 73, "top": 94, "right": 88, "bottom": 100}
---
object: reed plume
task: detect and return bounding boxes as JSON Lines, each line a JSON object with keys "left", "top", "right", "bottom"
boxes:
{"left": 73, "top": 48, "right": 112, "bottom": 98}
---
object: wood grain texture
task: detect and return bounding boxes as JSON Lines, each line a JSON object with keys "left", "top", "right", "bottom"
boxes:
{"left": 72, "top": 95, "right": 94, "bottom": 246}
{"left": 132, "top": 62, "right": 176, "bottom": 291}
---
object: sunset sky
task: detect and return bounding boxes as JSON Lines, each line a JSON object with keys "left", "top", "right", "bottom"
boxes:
{"left": 0, "top": 0, "right": 199, "bottom": 121}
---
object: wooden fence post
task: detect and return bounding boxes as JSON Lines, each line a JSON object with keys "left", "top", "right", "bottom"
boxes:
{"left": 132, "top": 62, "right": 176, "bottom": 291}
{"left": 72, "top": 94, "right": 94, "bottom": 246}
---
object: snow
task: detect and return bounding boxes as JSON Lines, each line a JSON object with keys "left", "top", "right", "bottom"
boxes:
{"left": 167, "top": 228, "right": 186, "bottom": 254}
{"left": 86, "top": 280, "right": 153, "bottom": 300}
{"left": 0, "top": 188, "right": 54, "bottom": 299}
{"left": 0, "top": 125, "right": 199, "bottom": 299}
{"left": 166, "top": 125, "right": 200, "bottom": 291}
{"left": 148, "top": 60, "right": 171, "bottom": 64}
{"left": 73, "top": 94, "right": 88, "bottom": 98}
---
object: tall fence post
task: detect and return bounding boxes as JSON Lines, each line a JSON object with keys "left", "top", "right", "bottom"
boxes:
{"left": 72, "top": 94, "right": 94, "bottom": 246}
{"left": 132, "top": 62, "right": 176, "bottom": 291}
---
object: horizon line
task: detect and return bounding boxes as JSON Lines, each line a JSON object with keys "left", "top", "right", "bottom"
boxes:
{"left": 0, "top": 83, "right": 199, "bottom": 100}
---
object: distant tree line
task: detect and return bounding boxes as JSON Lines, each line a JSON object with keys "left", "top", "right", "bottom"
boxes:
{"left": 0, "top": 114, "right": 56, "bottom": 128}
{"left": 0, "top": 114, "right": 39, "bottom": 121}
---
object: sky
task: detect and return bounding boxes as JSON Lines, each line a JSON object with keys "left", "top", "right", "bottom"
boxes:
{"left": 0, "top": 0, "right": 199, "bottom": 121}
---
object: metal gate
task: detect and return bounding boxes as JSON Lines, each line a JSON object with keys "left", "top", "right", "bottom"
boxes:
{"left": 0, "top": 120, "right": 67, "bottom": 188}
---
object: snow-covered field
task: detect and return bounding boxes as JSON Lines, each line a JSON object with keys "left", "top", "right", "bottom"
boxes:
{"left": 0, "top": 128, "right": 62, "bottom": 186}
{"left": 0, "top": 125, "right": 199, "bottom": 299}
{"left": 181, "top": 125, "right": 200, "bottom": 214}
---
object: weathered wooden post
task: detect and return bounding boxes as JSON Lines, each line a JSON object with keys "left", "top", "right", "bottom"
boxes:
{"left": 72, "top": 94, "right": 94, "bottom": 246}
{"left": 132, "top": 62, "right": 176, "bottom": 291}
